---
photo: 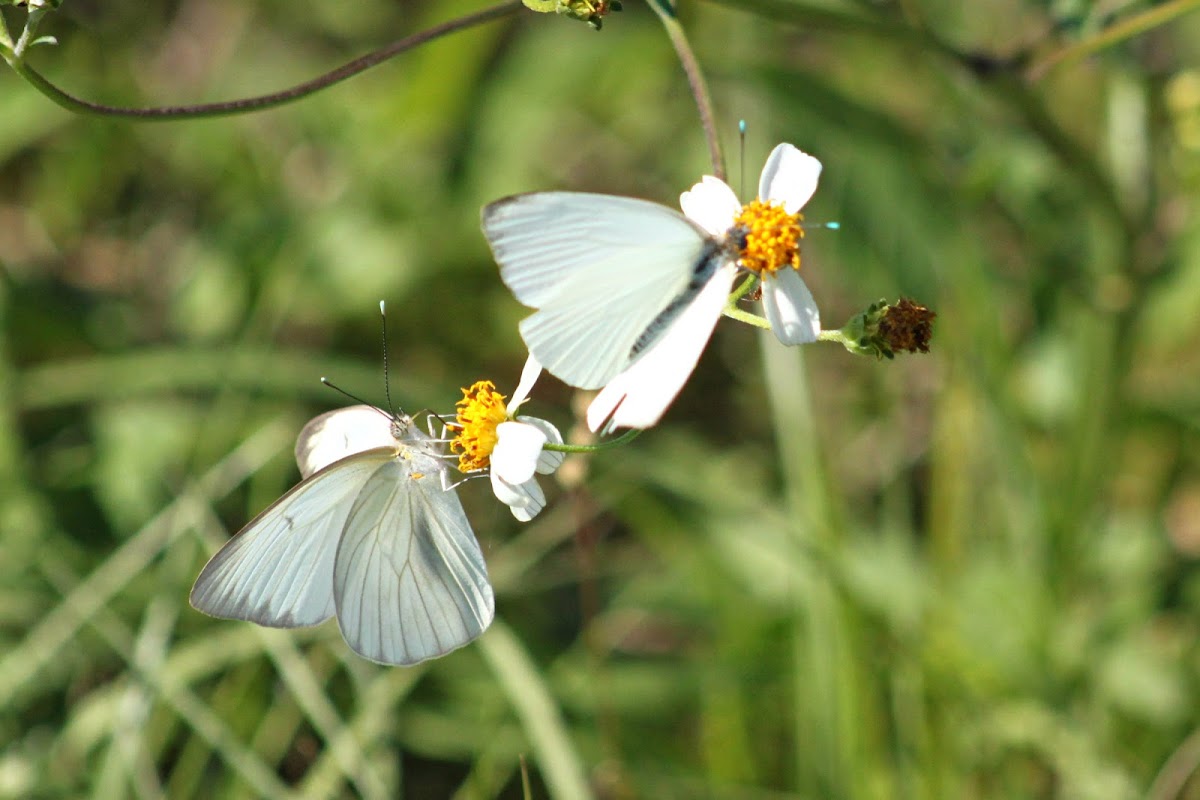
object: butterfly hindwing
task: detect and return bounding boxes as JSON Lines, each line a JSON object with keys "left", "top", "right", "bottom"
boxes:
{"left": 190, "top": 450, "right": 395, "bottom": 628}
{"left": 332, "top": 456, "right": 494, "bottom": 666}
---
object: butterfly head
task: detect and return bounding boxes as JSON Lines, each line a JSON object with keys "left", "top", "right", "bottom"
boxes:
{"left": 389, "top": 413, "right": 415, "bottom": 442}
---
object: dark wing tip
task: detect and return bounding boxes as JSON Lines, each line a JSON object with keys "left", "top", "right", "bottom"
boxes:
{"left": 481, "top": 193, "right": 530, "bottom": 227}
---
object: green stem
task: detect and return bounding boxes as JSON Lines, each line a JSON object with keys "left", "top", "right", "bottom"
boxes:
{"left": 756, "top": 329, "right": 851, "bottom": 795}
{"left": 647, "top": 0, "right": 725, "bottom": 179}
{"left": 724, "top": 306, "right": 846, "bottom": 348}
{"left": 1026, "top": 0, "right": 1200, "bottom": 82}
{"left": 728, "top": 273, "right": 759, "bottom": 303}
{"left": 722, "top": 306, "right": 770, "bottom": 329}
{"left": 816, "top": 329, "right": 851, "bottom": 346}
{"left": 723, "top": 291, "right": 848, "bottom": 345}
{"left": 0, "top": 11, "right": 15, "bottom": 53}
{"left": 543, "top": 428, "right": 641, "bottom": 453}
{"left": 10, "top": 6, "right": 47, "bottom": 59}
{"left": 4, "top": 1, "right": 520, "bottom": 120}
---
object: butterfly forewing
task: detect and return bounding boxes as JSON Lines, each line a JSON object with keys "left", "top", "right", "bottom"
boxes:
{"left": 332, "top": 455, "right": 494, "bottom": 666}
{"left": 295, "top": 405, "right": 395, "bottom": 480}
{"left": 483, "top": 192, "right": 717, "bottom": 389}
{"left": 190, "top": 450, "right": 395, "bottom": 628}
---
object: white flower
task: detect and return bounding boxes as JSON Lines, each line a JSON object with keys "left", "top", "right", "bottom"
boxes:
{"left": 586, "top": 143, "right": 823, "bottom": 433}
{"left": 452, "top": 356, "right": 564, "bottom": 521}
{"left": 680, "top": 142, "right": 823, "bottom": 346}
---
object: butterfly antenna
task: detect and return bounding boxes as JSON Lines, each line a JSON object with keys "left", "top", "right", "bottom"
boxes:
{"left": 379, "top": 300, "right": 398, "bottom": 417}
{"left": 320, "top": 377, "right": 387, "bottom": 419}
{"left": 738, "top": 119, "right": 747, "bottom": 199}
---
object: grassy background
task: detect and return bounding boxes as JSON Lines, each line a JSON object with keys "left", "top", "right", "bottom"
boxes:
{"left": 3, "top": 0, "right": 1200, "bottom": 797}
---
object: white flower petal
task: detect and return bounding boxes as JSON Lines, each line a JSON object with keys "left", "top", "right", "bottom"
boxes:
{"left": 517, "top": 416, "right": 565, "bottom": 474}
{"left": 490, "top": 471, "right": 546, "bottom": 521}
{"left": 509, "top": 479, "right": 546, "bottom": 522}
{"left": 762, "top": 270, "right": 820, "bottom": 345}
{"left": 294, "top": 405, "right": 394, "bottom": 479}
{"left": 680, "top": 175, "right": 741, "bottom": 235}
{"left": 506, "top": 355, "right": 543, "bottom": 415}
{"left": 492, "top": 420, "right": 547, "bottom": 485}
{"left": 758, "top": 143, "right": 822, "bottom": 214}
{"left": 587, "top": 263, "right": 737, "bottom": 432}
{"left": 490, "top": 469, "right": 529, "bottom": 507}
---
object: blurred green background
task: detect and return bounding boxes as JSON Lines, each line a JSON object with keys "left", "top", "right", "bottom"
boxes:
{"left": 4, "top": 0, "right": 1200, "bottom": 797}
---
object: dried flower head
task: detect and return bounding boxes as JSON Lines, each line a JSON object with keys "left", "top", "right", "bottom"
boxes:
{"left": 838, "top": 298, "right": 937, "bottom": 360}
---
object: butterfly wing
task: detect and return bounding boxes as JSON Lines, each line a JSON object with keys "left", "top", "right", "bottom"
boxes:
{"left": 295, "top": 404, "right": 395, "bottom": 480}
{"left": 190, "top": 450, "right": 395, "bottom": 628}
{"left": 587, "top": 262, "right": 739, "bottom": 432}
{"left": 482, "top": 192, "right": 717, "bottom": 389}
{"left": 332, "top": 456, "right": 494, "bottom": 666}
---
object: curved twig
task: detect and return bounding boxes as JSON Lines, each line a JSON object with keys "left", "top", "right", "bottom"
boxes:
{"left": 6, "top": 1, "right": 521, "bottom": 120}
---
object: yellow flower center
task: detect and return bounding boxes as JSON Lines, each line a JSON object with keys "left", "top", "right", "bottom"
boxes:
{"left": 732, "top": 199, "right": 804, "bottom": 275}
{"left": 450, "top": 380, "right": 508, "bottom": 472}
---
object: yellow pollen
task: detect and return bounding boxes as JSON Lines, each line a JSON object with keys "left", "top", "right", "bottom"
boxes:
{"left": 733, "top": 199, "right": 803, "bottom": 275}
{"left": 450, "top": 380, "right": 508, "bottom": 472}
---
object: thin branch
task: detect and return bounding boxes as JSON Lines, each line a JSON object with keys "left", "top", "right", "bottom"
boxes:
{"left": 703, "top": 0, "right": 1132, "bottom": 238}
{"left": 11, "top": 6, "right": 48, "bottom": 59}
{"left": 5, "top": 1, "right": 521, "bottom": 120}
{"left": 1026, "top": 0, "right": 1200, "bottom": 82}
{"left": 647, "top": 0, "right": 725, "bottom": 179}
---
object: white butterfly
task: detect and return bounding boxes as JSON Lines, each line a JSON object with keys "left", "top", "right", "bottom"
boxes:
{"left": 190, "top": 405, "right": 494, "bottom": 666}
{"left": 481, "top": 143, "right": 823, "bottom": 432}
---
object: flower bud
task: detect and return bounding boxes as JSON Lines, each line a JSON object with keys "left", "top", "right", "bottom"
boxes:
{"left": 839, "top": 298, "right": 936, "bottom": 359}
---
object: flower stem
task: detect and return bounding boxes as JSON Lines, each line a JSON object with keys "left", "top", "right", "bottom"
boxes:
{"left": 647, "top": 0, "right": 725, "bottom": 180}
{"left": 4, "top": 1, "right": 520, "bottom": 120}
{"left": 722, "top": 306, "right": 770, "bottom": 329}
{"left": 544, "top": 428, "right": 641, "bottom": 453}
{"left": 816, "top": 329, "right": 850, "bottom": 346}
{"left": 728, "top": 274, "right": 759, "bottom": 303}
{"left": 724, "top": 302, "right": 849, "bottom": 347}
{"left": 10, "top": 7, "right": 48, "bottom": 60}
